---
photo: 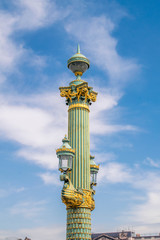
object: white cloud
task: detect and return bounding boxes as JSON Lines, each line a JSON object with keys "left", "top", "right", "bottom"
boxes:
{"left": 0, "top": 0, "right": 67, "bottom": 83}
{"left": 0, "top": 226, "right": 65, "bottom": 240}
{"left": 39, "top": 172, "right": 61, "bottom": 186}
{"left": 93, "top": 152, "right": 117, "bottom": 164}
{"left": 144, "top": 157, "right": 160, "bottom": 168}
{"left": 0, "top": 187, "right": 25, "bottom": 198}
{"left": 90, "top": 89, "right": 138, "bottom": 135}
{"left": 10, "top": 201, "right": 46, "bottom": 218}
{"left": 15, "top": 0, "right": 63, "bottom": 31}
{"left": 90, "top": 89, "right": 120, "bottom": 116}
{"left": 0, "top": 12, "right": 22, "bottom": 81}
{"left": 91, "top": 121, "right": 137, "bottom": 135}
{"left": 98, "top": 162, "right": 131, "bottom": 184}
{"left": 130, "top": 191, "right": 160, "bottom": 225}
{"left": 0, "top": 87, "right": 137, "bottom": 172}
{"left": 0, "top": 105, "right": 55, "bottom": 147}
{"left": 116, "top": 170, "right": 160, "bottom": 228}
{"left": 96, "top": 154, "right": 160, "bottom": 228}
{"left": 0, "top": 1, "right": 139, "bottom": 174}
{"left": 0, "top": 94, "right": 56, "bottom": 170}
{"left": 15, "top": 187, "right": 25, "bottom": 193}
{"left": 95, "top": 159, "right": 160, "bottom": 232}
{"left": 0, "top": 91, "right": 67, "bottom": 170}
{"left": 96, "top": 158, "right": 160, "bottom": 230}
{"left": 134, "top": 223, "right": 160, "bottom": 234}
{"left": 132, "top": 172, "right": 160, "bottom": 192}
{"left": 17, "top": 148, "right": 58, "bottom": 170}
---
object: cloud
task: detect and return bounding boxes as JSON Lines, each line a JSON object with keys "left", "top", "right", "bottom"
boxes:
{"left": 144, "top": 157, "right": 160, "bottom": 168}
{"left": 90, "top": 89, "right": 120, "bottom": 116}
{"left": 0, "top": 1, "right": 139, "bottom": 173}
{"left": 39, "top": 172, "right": 61, "bottom": 186}
{"left": 96, "top": 155, "right": 160, "bottom": 228}
{"left": 0, "top": 91, "right": 67, "bottom": 170}
{"left": 15, "top": 187, "right": 25, "bottom": 193}
{"left": 0, "top": 226, "right": 65, "bottom": 240}
{"left": 10, "top": 201, "right": 46, "bottom": 218}
{"left": 0, "top": 11, "right": 22, "bottom": 82}
{"left": 0, "top": 105, "right": 55, "bottom": 147}
{"left": 117, "top": 170, "right": 160, "bottom": 228}
{"left": 95, "top": 158, "right": 160, "bottom": 232}
{"left": 130, "top": 191, "right": 160, "bottom": 225}
{"left": 134, "top": 223, "right": 160, "bottom": 234}
{"left": 91, "top": 121, "right": 137, "bottom": 135}
{"left": 17, "top": 148, "right": 58, "bottom": 170}
{"left": 0, "top": 0, "right": 67, "bottom": 83}
{"left": 93, "top": 152, "right": 117, "bottom": 164}
{"left": 14, "top": 0, "right": 64, "bottom": 31}
{"left": 98, "top": 162, "right": 132, "bottom": 184}
{"left": 132, "top": 172, "right": 160, "bottom": 192}
{"left": 0, "top": 187, "right": 25, "bottom": 198}
{"left": 0, "top": 87, "right": 138, "bottom": 172}
{"left": 90, "top": 89, "right": 138, "bottom": 135}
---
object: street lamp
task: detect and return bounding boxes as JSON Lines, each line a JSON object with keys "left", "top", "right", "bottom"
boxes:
{"left": 90, "top": 155, "right": 99, "bottom": 186}
{"left": 56, "top": 135, "right": 75, "bottom": 173}
{"left": 56, "top": 45, "right": 99, "bottom": 240}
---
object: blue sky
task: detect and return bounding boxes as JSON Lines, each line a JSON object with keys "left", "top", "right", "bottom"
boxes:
{"left": 0, "top": 0, "right": 160, "bottom": 239}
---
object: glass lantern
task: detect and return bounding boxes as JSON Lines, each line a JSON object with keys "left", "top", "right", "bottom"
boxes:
{"left": 59, "top": 155, "right": 73, "bottom": 172}
{"left": 56, "top": 135, "right": 75, "bottom": 173}
{"left": 90, "top": 155, "right": 99, "bottom": 186}
{"left": 90, "top": 171, "right": 97, "bottom": 185}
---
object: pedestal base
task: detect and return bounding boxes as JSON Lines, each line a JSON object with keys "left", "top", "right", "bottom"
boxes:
{"left": 67, "top": 208, "right": 91, "bottom": 240}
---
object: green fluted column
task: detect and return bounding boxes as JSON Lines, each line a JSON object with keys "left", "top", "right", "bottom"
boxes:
{"left": 68, "top": 104, "right": 90, "bottom": 190}
{"left": 67, "top": 102, "right": 91, "bottom": 240}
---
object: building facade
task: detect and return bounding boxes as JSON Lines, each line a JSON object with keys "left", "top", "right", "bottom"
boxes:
{"left": 92, "top": 231, "right": 160, "bottom": 240}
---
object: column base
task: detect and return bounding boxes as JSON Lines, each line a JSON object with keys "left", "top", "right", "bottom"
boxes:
{"left": 67, "top": 208, "right": 91, "bottom": 240}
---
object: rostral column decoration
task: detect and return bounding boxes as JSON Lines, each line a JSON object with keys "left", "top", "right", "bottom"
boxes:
{"left": 56, "top": 45, "right": 99, "bottom": 240}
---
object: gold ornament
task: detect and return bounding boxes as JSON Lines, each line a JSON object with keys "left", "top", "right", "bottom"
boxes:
{"left": 61, "top": 175, "right": 95, "bottom": 211}
{"left": 59, "top": 82, "right": 97, "bottom": 103}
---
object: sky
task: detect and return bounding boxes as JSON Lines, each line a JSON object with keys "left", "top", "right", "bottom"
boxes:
{"left": 0, "top": 0, "right": 160, "bottom": 239}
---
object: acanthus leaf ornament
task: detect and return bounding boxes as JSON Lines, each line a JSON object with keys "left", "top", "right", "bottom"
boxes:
{"left": 59, "top": 82, "right": 98, "bottom": 104}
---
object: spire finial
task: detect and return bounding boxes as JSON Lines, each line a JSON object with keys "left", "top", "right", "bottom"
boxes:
{"left": 77, "top": 44, "right": 80, "bottom": 54}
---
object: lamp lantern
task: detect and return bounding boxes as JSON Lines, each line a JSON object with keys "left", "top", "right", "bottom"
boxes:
{"left": 56, "top": 135, "right": 75, "bottom": 173}
{"left": 90, "top": 155, "right": 99, "bottom": 186}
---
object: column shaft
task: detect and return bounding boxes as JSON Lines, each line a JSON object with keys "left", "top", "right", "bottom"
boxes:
{"left": 67, "top": 105, "right": 91, "bottom": 240}
{"left": 68, "top": 106, "right": 90, "bottom": 190}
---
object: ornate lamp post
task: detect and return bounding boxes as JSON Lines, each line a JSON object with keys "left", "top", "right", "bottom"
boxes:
{"left": 56, "top": 45, "right": 99, "bottom": 240}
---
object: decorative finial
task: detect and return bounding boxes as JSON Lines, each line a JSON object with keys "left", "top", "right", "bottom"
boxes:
{"left": 67, "top": 45, "right": 90, "bottom": 76}
{"left": 77, "top": 44, "right": 80, "bottom": 54}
